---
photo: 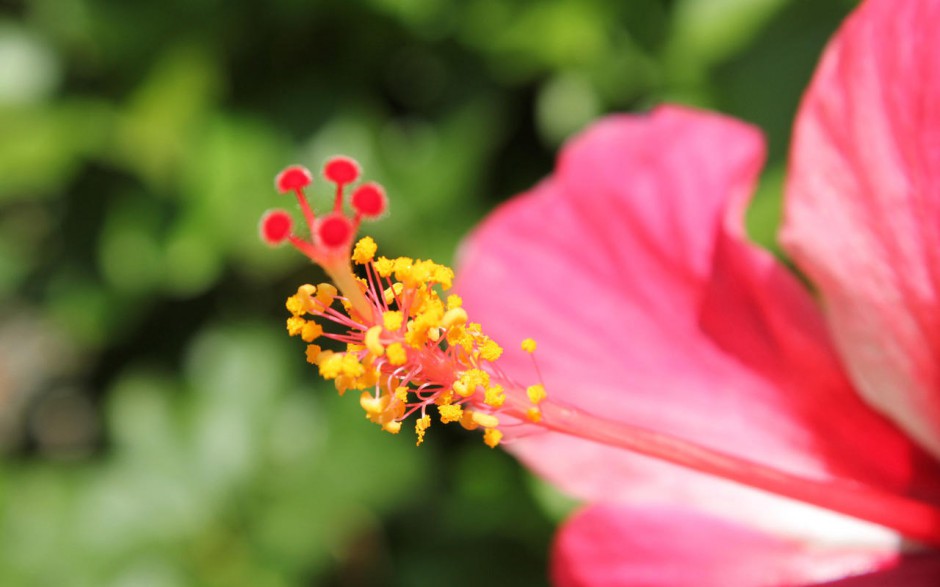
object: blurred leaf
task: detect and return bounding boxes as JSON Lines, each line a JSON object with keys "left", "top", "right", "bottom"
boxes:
{"left": 114, "top": 44, "right": 221, "bottom": 188}
{"left": 97, "top": 191, "right": 166, "bottom": 295}
{"left": 0, "top": 22, "right": 61, "bottom": 105}
{"left": 462, "top": 0, "right": 614, "bottom": 79}
{"left": 184, "top": 325, "right": 290, "bottom": 492}
{"left": 536, "top": 71, "right": 601, "bottom": 146}
{"left": 179, "top": 115, "right": 292, "bottom": 281}
{"left": 712, "top": 1, "right": 854, "bottom": 160}
{"left": 0, "top": 100, "right": 112, "bottom": 199}
{"left": 107, "top": 369, "right": 183, "bottom": 465}
{"left": 45, "top": 273, "right": 120, "bottom": 347}
{"left": 365, "top": 0, "right": 454, "bottom": 37}
{"left": 0, "top": 202, "right": 54, "bottom": 296}
{"left": 747, "top": 163, "right": 785, "bottom": 254}
{"left": 162, "top": 224, "right": 222, "bottom": 297}
{"left": 0, "top": 463, "right": 87, "bottom": 584}
{"left": 666, "top": 0, "right": 789, "bottom": 81}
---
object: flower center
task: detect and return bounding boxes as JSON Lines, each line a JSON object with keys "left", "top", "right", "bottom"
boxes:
{"left": 261, "top": 158, "right": 545, "bottom": 446}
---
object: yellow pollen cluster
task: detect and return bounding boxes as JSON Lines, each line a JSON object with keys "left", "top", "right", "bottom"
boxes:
{"left": 483, "top": 429, "right": 503, "bottom": 448}
{"left": 438, "top": 404, "right": 463, "bottom": 423}
{"left": 352, "top": 236, "right": 378, "bottom": 265}
{"left": 453, "top": 368, "right": 490, "bottom": 398}
{"left": 386, "top": 342, "right": 407, "bottom": 365}
{"left": 383, "top": 311, "right": 403, "bottom": 331}
{"left": 484, "top": 385, "right": 506, "bottom": 408}
{"left": 284, "top": 238, "right": 547, "bottom": 448}
{"left": 527, "top": 384, "right": 547, "bottom": 404}
{"left": 415, "top": 415, "right": 431, "bottom": 445}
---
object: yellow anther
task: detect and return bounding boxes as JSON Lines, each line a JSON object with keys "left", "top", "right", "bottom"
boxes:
{"left": 352, "top": 236, "right": 378, "bottom": 265}
{"left": 393, "top": 257, "right": 415, "bottom": 283}
{"left": 472, "top": 412, "right": 499, "bottom": 429}
{"left": 460, "top": 410, "right": 479, "bottom": 430}
{"left": 365, "top": 325, "right": 385, "bottom": 356}
{"left": 526, "top": 407, "right": 542, "bottom": 423}
{"left": 441, "top": 307, "right": 468, "bottom": 329}
{"left": 374, "top": 256, "right": 394, "bottom": 277}
{"left": 286, "top": 295, "right": 307, "bottom": 316}
{"left": 415, "top": 415, "right": 431, "bottom": 446}
{"left": 446, "top": 294, "right": 462, "bottom": 310}
{"left": 286, "top": 316, "right": 306, "bottom": 336}
{"left": 483, "top": 428, "right": 503, "bottom": 448}
{"left": 438, "top": 404, "right": 463, "bottom": 424}
{"left": 383, "top": 420, "right": 402, "bottom": 434}
{"left": 389, "top": 396, "right": 406, "bottom": 419}
{"left": 484, "top": 385, "right": 505, "bottom": 408}
{"left": 418, "top": 261, "right": 435, "bottom": 284}
{"left": 479, "top": 338, "right": 503, "bottom": 362}
{"left": 340, "top": 354, "right": 365, "bottom": 378}
{"left": 446, "top": 325, "right": 473, "bottom": 352}
{"left": 404, "top": 304, "right": 445, "bottom": 347}
{"left": 407, "top": 260, "right": 435, "bottom": 288}
{"left": 435, "top": 391, "right": 454, "bottom": 406}
{"left": 305, "top": 344, "right": 321, "bottom": 364}
{"left": 319, "top": 353, "right": 344, "bottom": 379}
{"left": 383, "top": 282, "right": 404, "bottom": 305}
{"left": 527, "top": 384, "right": 547, "bottom": 404}
{"left": 421, "top": 293, "right": 445, "bottom": 317}
{"left": 454, "top": 369, "right": 490, "bottom": 398}
{"left": 432, "top": 265, "right": 454, "bottom": 289}
{"left": 383, "top": 311, "right": 403, "bottom": 331}
{"left": 315, "top": 283, "right": 338, "bottom": 306}
{"left": 359, "top": 391, "right": 390, "bottom": 416}
{"left": 301, "top": 321, "right": 323, "bottom": 342}
{"left": 521, "top": 338, "right": 537, "bottom": 353}
{"left": 356, "top": 368, "right": 378, "bottom": 390}
{"left": 428, "top": 327, "right": 441, "bottom": 342}
{"left": 394, "top": 386, "right": 409, "bottom": 403}
{"left": 362, "top": 389, "right": 403, "bottom": 423}
{"left": 347, "top": 343, "right": 365, "bottom": 352}
{"left": 386, "top": 342, "right": 407, "bottom": 366}
{"left": 334, "top": 374, "right": 350, "bottom": 396}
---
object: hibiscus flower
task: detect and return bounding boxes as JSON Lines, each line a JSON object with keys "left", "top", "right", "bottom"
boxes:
{"left": 453, "top": 0, "right": 940, "bottom": 584}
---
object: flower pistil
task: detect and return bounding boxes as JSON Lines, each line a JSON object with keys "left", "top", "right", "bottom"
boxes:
{"left": 262, "top": 157, "right": 546, "bottom": 446}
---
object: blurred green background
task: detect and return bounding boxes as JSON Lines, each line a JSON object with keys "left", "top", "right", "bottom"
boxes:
{"left": 0, "top": 0, "right": 857, "bottom": 585}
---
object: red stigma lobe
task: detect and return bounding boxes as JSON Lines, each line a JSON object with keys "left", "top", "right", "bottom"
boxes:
{"left": 352, "top": 183, "right": 387, "bottom": 218}
{"left": 324, "top": 156, "right": 360, "bottom": 185}
{"left": 276, "top": 165, "right": 313, "bottom": 193}
{"left": 261, "top": 210, "right": 293, "bottom": 244}
{"left": 317, "top": 214, "right": 354, "bottom": 248}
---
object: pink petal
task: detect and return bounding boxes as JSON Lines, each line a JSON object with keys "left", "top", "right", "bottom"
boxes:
{"left": 456, "top": 106, "right": 940, "bottom": 541}
{"left": 782, "top": 0, "right": 940, "bottom": 458}
{"left": 552, "top": 504, "right": 902, "bottom": 587}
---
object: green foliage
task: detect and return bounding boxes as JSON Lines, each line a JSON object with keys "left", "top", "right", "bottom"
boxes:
{"left": 0, "top": 0, "right": 855, "bottom": 584}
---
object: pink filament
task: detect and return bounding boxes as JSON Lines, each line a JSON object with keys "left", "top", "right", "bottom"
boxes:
{"left": 530, "top": 398, "right": 940, "bottom": 548}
